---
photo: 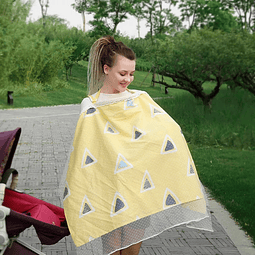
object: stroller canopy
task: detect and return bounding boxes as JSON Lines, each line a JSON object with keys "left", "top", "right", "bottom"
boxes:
{"left": 0, "top": 128, "right": 21, "bottom": 181}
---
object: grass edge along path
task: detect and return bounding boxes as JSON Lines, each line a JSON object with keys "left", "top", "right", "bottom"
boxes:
{"left": 190, "top": 144, "right": 255, "bottom": 245}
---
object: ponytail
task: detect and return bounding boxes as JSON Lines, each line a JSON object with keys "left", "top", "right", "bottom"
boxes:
{"left": 87, "top": 36, "right": 135, "bottom": 95}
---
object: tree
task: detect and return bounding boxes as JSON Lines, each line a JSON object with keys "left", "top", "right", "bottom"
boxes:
{"left": 37, "top": 15, "right": 69, "bottom": 43}
{"left": 35, "top": 16, "right": 94, "bottom": 80}
{"left": 0, "top": 0, "right": 32, "bottom": 89}
{"left": 228, "top": 0, "right": 255, "bottom": 32}
{"left": 38, "top": 0, "right": 49, "bottom": 27}
{"left": 0, "top": 0, "right": 73, "bottom": 95}
{"left": 54, "top": 27, "right": 94, "bottom": 80}
{"left": 230, "top": 33, "right": 255, "bottom": 95}
{"left": 150, "top": 29, "right": 252, "bottom": 108}
{"left": 109, "top": 0, "right": 139, "bottom": 34}
{"left": 233, "top": 73, "right": 255, "bottom": 96}
{"left": 88, "top": 0, "right": 112, "bottom": 37}
{"left": 133, "top": 1, "right": 143, "bottom": 38}
{"left": 178, "top": 0, "right": 237, "bottom": 32}
{"left": 206, "top": 5, "right": 238, "bottom": 32}
{"left": 142, "top": 0, "right": 181, "bottom": 41}
{"left": 178, "top": 0, "right": 200, "bottom": 30}
{"left": 0, "top": 0, "right": 31, "bottom": 26}
{"left": 143, "top": 0, "right": 157, "bottom": 40}
{"left": 153, "top": 2, "right": 182, "bottom": 35}
{"left": 72, "top": 0, "right": 92, "bottom": 32}
{"left": 88, "top": 0, "right": 142, "bottom": 37}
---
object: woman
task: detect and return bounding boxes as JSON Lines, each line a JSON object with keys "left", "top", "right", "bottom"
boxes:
{"left": 62, "top": 36, "right": 213, "bottom": 255}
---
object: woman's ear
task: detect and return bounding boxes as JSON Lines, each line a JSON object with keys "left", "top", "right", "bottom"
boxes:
{"left": 103, "top": 64, "right": 110, "bottom": 75}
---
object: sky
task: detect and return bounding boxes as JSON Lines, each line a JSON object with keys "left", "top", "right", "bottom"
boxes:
{"left": 28, "top": 0, "right": 152, "bottom": 38}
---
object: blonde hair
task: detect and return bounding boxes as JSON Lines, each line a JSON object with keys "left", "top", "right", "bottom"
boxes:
{"left": 87, "top": 36, "right": 136, "bottom": 95}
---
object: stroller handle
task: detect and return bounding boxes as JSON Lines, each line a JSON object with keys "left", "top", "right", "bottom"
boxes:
{"left": 1, "top": 169, "right": 18, "bottom": 190}
{"left": 0, "top": 184, "right": 6, "bottom": 205}
{"left": 0, "top": 183, "right": 11, "bottom": 249}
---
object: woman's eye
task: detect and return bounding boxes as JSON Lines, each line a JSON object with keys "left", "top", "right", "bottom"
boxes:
{"left": 120, "top": 73, "right": 134, "bottom": 77}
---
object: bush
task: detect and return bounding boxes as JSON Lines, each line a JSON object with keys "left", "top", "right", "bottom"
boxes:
{"left": 135, "top": 58, "right": 153, "bottom": 72}
{"left": 0, "top": 0, "right": 32, "bottom": 87}
{"left": 41, "top": 77, "right": 69, "bottom": 92}
{"left": 0, "top": 77, "right": 69, "bottom": 97}
{"left": 7, "top": 34, "right": 72, "bottom": 84}
{"left": 0, "top": 0, "right": 76, "bottom": 95}
{"left": 116, "top": 36, "right": 152, "bottom": 59}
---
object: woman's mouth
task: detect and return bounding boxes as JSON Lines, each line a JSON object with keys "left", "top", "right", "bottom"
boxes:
{"left": 120, "top": 83, "right": 128, "bottom": 87}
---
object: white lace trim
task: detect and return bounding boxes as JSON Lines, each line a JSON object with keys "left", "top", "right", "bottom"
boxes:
{"left": 80, "top": 90, "right": 147, "bottom": 114}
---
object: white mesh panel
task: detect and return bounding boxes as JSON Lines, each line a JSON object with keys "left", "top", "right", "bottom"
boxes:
{"left": 76, "top": 197, "right": 213, "bottom": 255}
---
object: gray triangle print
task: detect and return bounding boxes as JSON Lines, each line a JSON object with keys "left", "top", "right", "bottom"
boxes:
{"left": 63, "top": 187, "right": 68, "bottom": 199}
{"left": 190, "top": 165, "right": 195, "bottom": 174}
{"left": 85, "top": 155, "right": 94, "bottom": 165}
{"left": 108, "top": 127, "right": 114, "bottom": 133}
{"left": 165, "top": 140, "right": 174, "bottom": 151}
{"left": 135, "top": 131, "right": 142, "bottom": 139}
{"left": 83, "top": 203, "right": 91, "bottom": 214}
{"left": 144, "top": 179, "right": 151, "bottom": 189}
{"left": 154, "top": 108, "right": 161, "bottom": 114}
{"left": 166, "top": 194, "right": 176, "bottom": 206}
{"left": 115, "top": 198, "right": 125, "bottom": 212}
{"left": 87, "top": 108, "right": 96, "bottom": 114}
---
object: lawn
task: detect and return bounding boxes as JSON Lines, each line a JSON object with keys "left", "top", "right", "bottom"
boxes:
{"left": 190, "top": 145, "right": 255, "bottom": 242}
{"left": 1, "top": 62, "right": 254, "bottom": 244}
{"left": 157, "top": 86, "right": 255, "bottom": 150}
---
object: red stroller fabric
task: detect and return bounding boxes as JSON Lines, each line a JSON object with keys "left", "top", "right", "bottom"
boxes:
{"left": 0, "top": 128, "right": 70, "bottom": 245}
{"left": 3, "top": 188, "right": 69, "bottom": 245}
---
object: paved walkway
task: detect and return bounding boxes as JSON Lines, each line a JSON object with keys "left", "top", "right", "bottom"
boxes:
{"left": 0, "top": 105, "right": 254, "bottom": 255}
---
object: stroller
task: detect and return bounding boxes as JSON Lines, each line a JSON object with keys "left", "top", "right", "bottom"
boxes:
{"left": 0, "top": 128, "right": 70, "bottom": 254}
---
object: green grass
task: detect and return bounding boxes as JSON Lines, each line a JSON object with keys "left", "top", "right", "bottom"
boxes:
{"left": 190, "top": 145, "right": 255, "bottom": 243}
{"left": 1, "top": 62, "right": 255, "bottom": 244}
{"left": 157, "top": 86, "right": 255, "bottom": 150}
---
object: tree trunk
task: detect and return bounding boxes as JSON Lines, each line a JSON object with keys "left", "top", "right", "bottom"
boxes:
{"left": 81, "top": 11, "right": 85, "bottom": 32}
{"left": 137, "top": 17, "right": 140, "bottom": 38}
{"left": 149, "top": 9, "right": 153, "bottom": 42}
{"left": 113, "top": 23, "right": 118, "bottom": 35}
{"left": 39, "top": 2, "right": 45, "bottom": 27}
{"left": 39, "top": 0, "right": 48, "bottom": 27}
{"left": 152, "top": 68, "right": 156, "bottom": 87}
{"left": 112, "top": 5, "right": 120, "bottom": 35}
{"left": 66, "top": 68, "right": 69, "bottom": 81}
{"left": 202, "top": 96, "right": 212, "bottom": 110}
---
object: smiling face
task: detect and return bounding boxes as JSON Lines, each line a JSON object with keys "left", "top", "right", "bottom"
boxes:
{"left": 101, "top": 55, "right": 136, "bottom": 94}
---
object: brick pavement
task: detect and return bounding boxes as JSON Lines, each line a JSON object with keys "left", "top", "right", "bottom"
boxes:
{"left": 0, "top": 105, "right": 249, "bottom": 255}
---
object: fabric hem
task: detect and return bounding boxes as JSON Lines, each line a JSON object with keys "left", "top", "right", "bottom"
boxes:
{"left": 79, "top": 215, "right": 212, "bottom": 255}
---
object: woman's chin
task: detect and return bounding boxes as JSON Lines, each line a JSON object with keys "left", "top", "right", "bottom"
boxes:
{"left": 120, "top": 84, "right": 128, "bottom": 91}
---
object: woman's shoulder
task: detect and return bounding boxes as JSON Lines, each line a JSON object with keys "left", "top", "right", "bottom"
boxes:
{"left": 129, "top": 89, "right": 148, "bottom": 96}
{"left": 80, "top": 97, "right": 93, "bottom": 114}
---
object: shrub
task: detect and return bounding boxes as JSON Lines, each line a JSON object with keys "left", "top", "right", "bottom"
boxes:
{"left": 135, "top": 59, "right": 152, "bottom": 72}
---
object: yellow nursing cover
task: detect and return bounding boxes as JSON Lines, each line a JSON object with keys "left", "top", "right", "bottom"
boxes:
{"left": 63, "top": 89, "right": 212, "bottom": 254}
